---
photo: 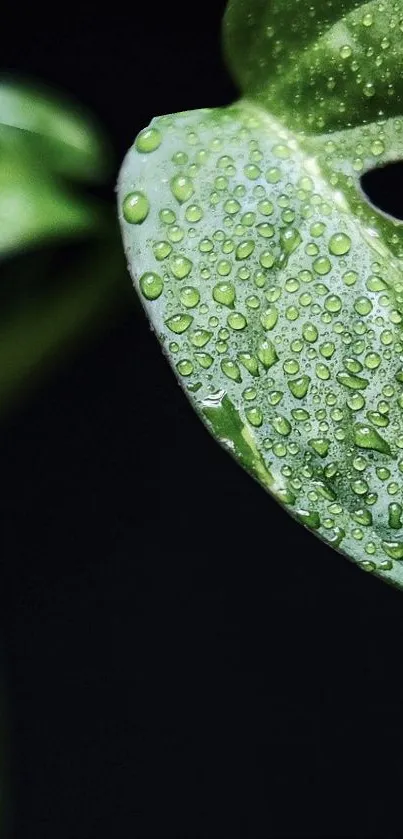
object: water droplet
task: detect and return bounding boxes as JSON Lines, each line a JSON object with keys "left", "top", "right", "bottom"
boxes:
{"left": 172, "top": 151, "right": 188, "bottom": 166}
{"left": 354, "top": 297, "right": 373, "bottom": 316}
{"left": 224, "top": 198, "right": 241, "bottom": 215}
{"left": 363, "top": 82, "right": 375, "bottom": 98}
{"left": 185, "top": 204, "right": 203, "bottom": 223}
{"left": 266, "top": 167, "right": 281, "bottom": 184}
{"left": 359, "top": 560, "right": 376, "bottom": 572}
{"left": 343, "top": 270, "right": 358, "bottom": 286}
{"left": 217, "top": 260, "right": 232, "bottom": 277}
{"left": 260, "top": 306, "right": 278, "bottom": 330}
{"left": 244, "top": 164, "right": 261, "bottom": 179}
{"left": 371, "top": 139, "right": 385, "bottom": 156}
{"left": 177, "top": 359, "right": 193, "bottom": 376}
{"left": 243, "top": 387, "right": 257, "bottom": 401}
{"left": 362, "top": 11, "right": 373, "bottom": 26}
{"left": 309, "top": 438, "right": 330, "bottom": 457}
{"left": 340, "top": 45, "right": 352, "bottom": 59}
{"left": 273, "top": 144, "right": 291, "bottom": 160}
{"left": 179, "top": 286, "right": 200, "bottom": 308}
{"left": 325, "top": 295, "right": 342, "bottom": 314}
{"left": 296, "top": 509, "right": 320, "bottom": 529}
{"left": 258, "top": 199, "right": 274, "bottom": 216}
{"left": 367, "top": 410, "right": 388, "bottom": 428}
{"left": 316, "top": 363, "right": 330, "bottom": 380}
{"left": 313, "top": 256, "right": 331, "bottom": 275}
{"left": 153, "top": 240, "right": 172, "bottom": 261}
{"left": 257, "top": 339, "right": 278, "bottom": 369}
{"left": 347, "top": 393, "right": 365, "bottom": 411}
{"left": 135, "top": 126, "right": 162, "bottom": 153}
{"left": 337, "top": 372, "right": 369, "bottom": 390}
{"left": 168, "top": 225, "right": 184, "bottom": 243}
{"left": 245, "top": 407, "right": 263, "bottom": 427}
{"left": 310, "top": 222, "right": 326, "bottom": 238}
{"left": 268, "top": 390, "right": 283, "bottom": 406}
{"left": 352, "top": 509, "right": 373, "bottom": 526}
{"left": 320, "top": 342, "right": 335, "bottom": 359}
{"left": 221, "top": 359, "right": 242, "bottom": 382}
{"left": 236, "top": 240, "right": 255, "bottom": 260}
{"left": 353, "top": 423, "right": 391, "bottom": 455}
{"left": 190, "top": 329, "right": 212, "bottom": 348}
{"left": 288, "top": 375, "right": 310, "bottom": 399}
{"left": 328, "top": 233, "right": 351, "bottom": 256}
{"left": 195, "top": 352, "right": 213, "bottom": 369}
{"left": 246, "top": 295, "right": 260, "bottom": 310}
{"left": 292, "top": 408, "right": 310, "bottom": 421}
{"left": 199, "top": 238, "right": 214, "bottom": 254}
{"left": 139, "top": 271, "right": 163, "bottom": 300}
{"left": 364, "top": 352, "right": 381, "bottom": 370}
{"left": 302, "top": 323, "right": 318, "bottom": 343}
{"left": 344, "top": 357, "right": 363, "bottom": 374}
{"left": 122, "top": 191, "right": 150, "bottom": 224}
{"left": 272, "top": 416, "right": 291, "bottom": 436}
{"left": 280, "top": 228, "right": 302, "bottom": 259}
{"left": 228, "top": 312, "right": 247, "bottom": 330}
{"left": 382, "top": 541, "right": 403, "bottom": 560}
{"left": 284, "top": 359, "right": 299, "bottom": 375}
{"left": 213, "top": 282, "right": 235, "bottom": 306}
{"left": 170, "top": 174, "right": 194, "bottom": 203}
{"left": 238, "top": 353, "right": 259, "bottom": 376}
{"left": 165, "top": 313, "right": 193, "bottom": 334}
{"left": 389, "top": 503, "right": 403, "bottom": 530}
{"left": 260, "top": 250, "right": 275, "bottom": 269}
{"left": 170, "top": 255, "right": 193, "bottom": 280}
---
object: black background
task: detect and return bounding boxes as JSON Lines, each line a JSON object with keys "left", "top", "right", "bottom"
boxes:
{"left": 1, "top": 2, "right": 403, "bottom": 837}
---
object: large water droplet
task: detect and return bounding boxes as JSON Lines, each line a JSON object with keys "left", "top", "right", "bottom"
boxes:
{"left": 353, "top": 423, "right": 391, "bottom": 455}
{"left": 170, "top": 174, "right": 194, "bottom": 203}
{"left": 135, "top": 126, "right": 162, "bottom": 153}
{"left": 257, "top": 339, "right": 278, "bottom": 369}
{"left": 122, "top": 191, "right": 150, "bottom": 224}
{"left": 165, "top": 313, "right": 193, "bottom": 334}
{"left": 139, "top": 272, "right": 164, "bottom": 301}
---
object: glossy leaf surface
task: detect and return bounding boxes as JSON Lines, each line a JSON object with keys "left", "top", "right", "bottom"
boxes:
{"left": 118, "top": 0, "right": 403, "bottom": 588}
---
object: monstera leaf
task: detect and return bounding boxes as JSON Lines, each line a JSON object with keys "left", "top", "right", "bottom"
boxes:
{"left": 118, "top": 0, "right": 403, "bottom": 588}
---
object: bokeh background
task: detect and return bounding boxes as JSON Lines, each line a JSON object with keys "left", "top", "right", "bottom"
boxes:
{"left": 1, "top": 1, "right": 403, "bottom": 837}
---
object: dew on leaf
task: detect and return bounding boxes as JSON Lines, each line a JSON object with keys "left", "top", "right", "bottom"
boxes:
{"left": 170, "top": 174, "right": 194, "bottom": 203}
{"left": 213, "top": 282, "right": 235, "bottom": 306}
{"left": 139, "top": 272, "right": 163, "bottom": 300}
{"left": 135, "top": 127, "right": 162, "bottom": 153}
{"left": 122, "top": 191, "right": 150, "bottom": 224}
{"left": 165, "top": 314, "right": 193, "bottom": 334}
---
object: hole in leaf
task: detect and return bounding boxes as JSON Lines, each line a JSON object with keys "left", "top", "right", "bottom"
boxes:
{"left": 361, "top": 162, "right": 403, "bottom": 221}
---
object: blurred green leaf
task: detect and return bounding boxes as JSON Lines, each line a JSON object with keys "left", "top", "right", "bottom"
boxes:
{"left": 0, "top": 78, "right": 109, "bottom": 180}
{"left": 0, "top": 79, "right": 110, "bottom": 258}
{"left": 0, "top": 79, "right": 130, "bottom": 417}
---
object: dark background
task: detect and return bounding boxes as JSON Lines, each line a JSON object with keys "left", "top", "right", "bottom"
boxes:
{"left": 0, "top": 2, "right": 403, "bottom": 837}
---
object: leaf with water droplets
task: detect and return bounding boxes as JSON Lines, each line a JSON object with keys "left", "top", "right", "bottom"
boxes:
{"left": 118, "top": 0, "right": 403, "bottom": 590}
{"left": 224, "top": 0, "right": 403, "bottom": 134}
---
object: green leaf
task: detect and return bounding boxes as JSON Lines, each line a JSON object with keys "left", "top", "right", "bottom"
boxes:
{"left": 0, "top": 80, "right": 124, "bottom": 415}
{"left": 0, "top": 78, "right": 109, "bottom": 180}
{"left": 223, "top": 0, "right": 403, "bottom": 134}
{"left": 0, "top": 138, "right": 96, "bottom": 256}
{"left": 0, "top": 81, "right": 110, "bottom": 257}
{"left": 118, "top": 0, "right": 403, "bottom": 589}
